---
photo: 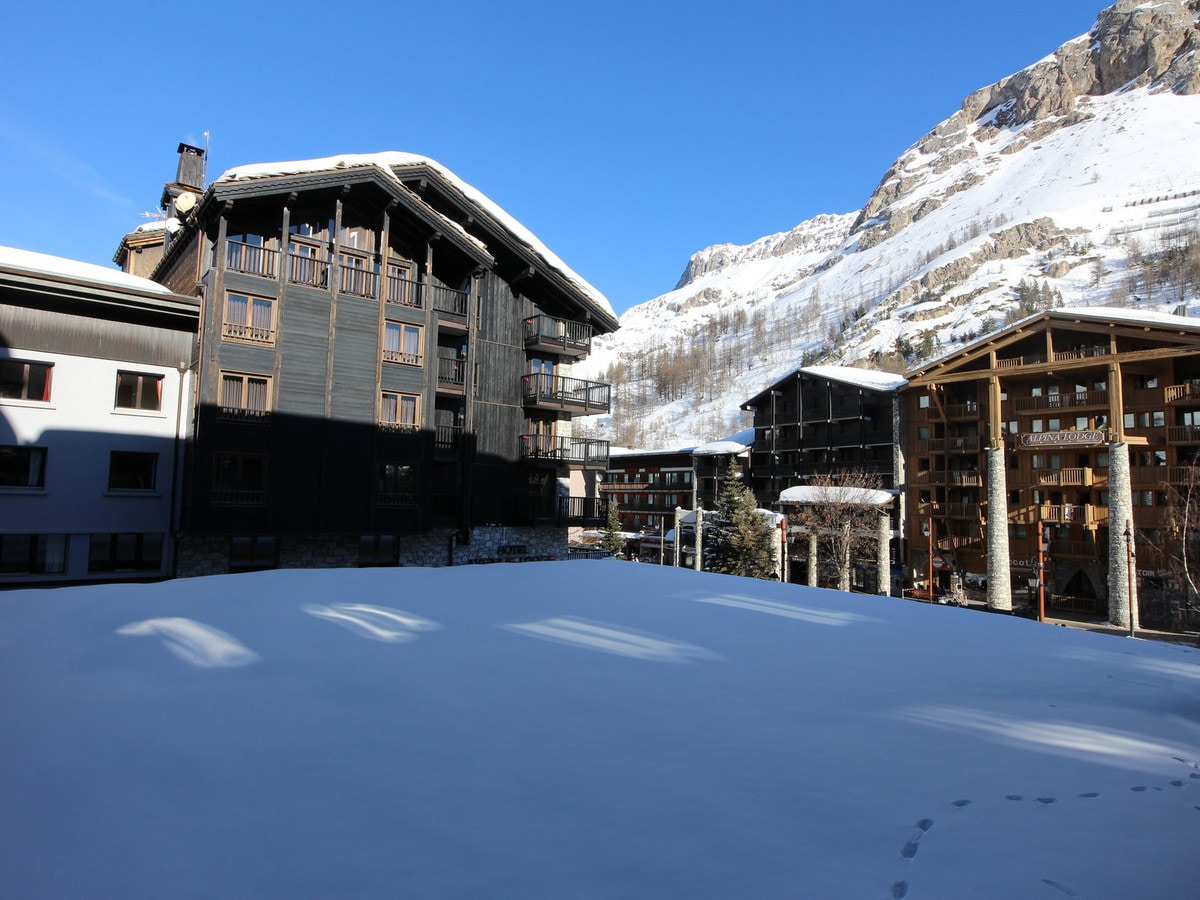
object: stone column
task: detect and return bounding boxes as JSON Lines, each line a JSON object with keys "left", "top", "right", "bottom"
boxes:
{"left": 877, "top": 512, "right": 891, "bottom": 596}
{"left": 985, "top": 446, "right": 1013, "bottom": 611}
{"left": 1107, "top": 442, "right": 1139, "bottom": 631}
{"left": 808, "top": 533, "right": 819, "bottom": 587}
{"left": 693, "top": 507, "right": 704, "bottom": 572}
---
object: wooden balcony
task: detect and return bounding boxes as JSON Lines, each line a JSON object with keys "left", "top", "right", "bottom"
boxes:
{"left": 945, "top": 502, "right": 982, "bottom": 519}
{"left": 1033, "top": 467, "right": 1097, "bottom": 487}
{"left": 1038, "top": 503, "right": 1108, "bottom": 527}
{"left": 945, "top": 402, "right": 981, "bottom": 419}
{"left": 520, "top": 434, "right": 610, "bottom": 469}
{"left": 1166, "top": 382, "right": 1200, "bottom": 404}
{"left": 1015, "top": 390, "right": 1108, "bottom": 413}
{"left": 286, "top": 252, "right": 329, "bottom": 288}
{"left": 522, "top": 374, "right": 611, "bottom": 415}
{"left": 1049, "top": 540, "right": 1098, "bottom": 559}
{"left": 996, "top": 354, "right": 1047, "bottom": 369}
{"left": 949, "top": 471, "right": 982, "bottom": 486}
{"left": 430, "top": 284, "right": 469, "bottom": 318}
{"left": 436, "top": 356, "right": 467, "bottom": 393}
{"left": 384, "top": 272, "right": 422, "bottom": 308}
{"left": 1167, "top": 425, "right": 1200, "bottom": 443}
{"left": 523, "top": 315, "right": 592, "bottom": 359}
{"left": 525, "top": 495, "right": 608, "bottom": 525}
{"left": 338, "top": 265, "right": 379, "bottom": 299}
{"left": 226, "top": 240, "right": 278, "bottom": 279}
{"left": 435, "top": 424, "right": 463, "bottom": 453}
{"left": 945, "top": 436, "right": 981, "bottom": 452}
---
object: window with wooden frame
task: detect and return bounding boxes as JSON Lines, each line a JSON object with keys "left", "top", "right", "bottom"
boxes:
{"left": 219, "top": 372, "right": 272, "bottom": 421}
{"left": 114, "top": 371, "right": 163, "bottom": 411}
{"left": 226, "top": 230, "right": 278, "bottom": 278}
{"left": 287, "top": 211, "right": 329, "bottom": 287}
{"left": 222, "top": 292, "right": 276, "bottom": 345}
{"left": 383, "top": 322, "right": 422, "bottom": 366}
{"left": 0, "top": 359, "right": 52, "bottom": 403}
{"left": 385, "top": 261, "right": 420, "bottom": 307}
{"left": 380, "top": 392, "right": 420, "bottom": 433}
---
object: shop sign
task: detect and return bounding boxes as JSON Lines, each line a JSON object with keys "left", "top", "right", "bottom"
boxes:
{"left": 1017, "top": 430, "right": 1105, "bottom": 448}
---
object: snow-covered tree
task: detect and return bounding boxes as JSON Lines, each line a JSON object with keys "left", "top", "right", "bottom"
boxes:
{"left": 600, "top": 498, "right": 626, "bottom": 558}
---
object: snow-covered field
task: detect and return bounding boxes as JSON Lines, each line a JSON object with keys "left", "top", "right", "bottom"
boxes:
{"left": 3, "top": 562, "right": 1199, "bottom": 898}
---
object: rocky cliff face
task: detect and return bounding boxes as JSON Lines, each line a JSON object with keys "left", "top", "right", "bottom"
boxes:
{"left": 854, "top": 0, "right": 1200, "bottom": 245}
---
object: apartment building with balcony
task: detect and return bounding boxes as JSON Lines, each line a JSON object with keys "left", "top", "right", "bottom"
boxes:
{"left": 120, "top": 147, "right": 616, "bottom": 574}
{"left": 0, "top": 246, "right": 198, "bottom": 585}
{"left": 902, "top": 307, "right": 1200, "bottom": 629}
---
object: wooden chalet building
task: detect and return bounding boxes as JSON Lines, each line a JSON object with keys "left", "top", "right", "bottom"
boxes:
{"left": 0, "top": 246, "right": 198, "bottom": 584}
{"left": 120, "top": 147, "right": 617, "bottom": 574}
{"left": 902, "top": 307, "right": 1200, "bottom": 629}
{"left": 604, "top": 447, "right": 696, "bottom": 536}
{"left": 741, "top": 366, "right": 906, "bottom": 588}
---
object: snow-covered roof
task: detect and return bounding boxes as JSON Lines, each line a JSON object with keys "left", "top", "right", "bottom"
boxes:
{"left": 779, "top": 485, "right": 895, "bottom": 506}
{"left": 692, "top": 427, "right": 756, "bottom": 456}
{"left": 0, "top": 244, "right": 175, "bottom": 295}
{"left": 799, "top": 365, "right": 908, "bottom": 391}
{"left": 218, "top": 152, "right": 616, "bottom": 325}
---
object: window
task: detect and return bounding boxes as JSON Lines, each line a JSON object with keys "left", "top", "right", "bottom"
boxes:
{"left": 223, "top": 292, "right": 275, "bottom": 344}
{"left": 0, "top": 446, "right": 46, "bottom": 488}
{"left": 1, "top": 359, "right": 52, "bottom": 402}
{"left": 1047, "top": 419, "right": 1061, "bottom": 432}
{"left": 115, "top": 371, "right": 163, "bottom": 411}
{"left": 108, "top": 451, "right": 158, "bottom": 491}
{"left": 1152, "top": 411, "right": 1166, "bottom": 427}
{"left": 229, "top": 536, "right": 278, "bottom": 573}
{"left": 226, "top": 232, "right": 277, "bottom": 278}
{"left": 338, "top": 253, "right": 376, "bottom": 297}
{"left": 88, "top": 533, "right": 163, "bottom": 573}
{"left": 1031, "top": 419, "right": 1044, "bottom": 433}
{"left": 385, "top": 263, "right": 419, "bottom": 306}
{"left": 359, "top": 534, "right": 400, "bottom": 568}
{"left": 381, "top": 392, "right": 420, "bottom": 432}
{"left": 220, "top": 372, "right": 271, "bottom": 420}
{"left": 383, "top": 322, "right": 422, "bottom": 365}
{"left": 211, "top": 454, "right": 267, "bottom": 505}
{"left": 0, "top": 534, "right": 66, "bottom": 575}
{"left": 918, "top": 395, "right": 930, "bottom": 409}
{"left": 1075, "top": 416, "right": 1089, "bottom": 431}
{"left": 376, "top": 462, "right": 417, "bottom": 506}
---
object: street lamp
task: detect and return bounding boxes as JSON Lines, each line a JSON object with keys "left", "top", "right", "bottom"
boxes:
{"left": 1123, "top": 520, "right": 1135, "bottom": 638}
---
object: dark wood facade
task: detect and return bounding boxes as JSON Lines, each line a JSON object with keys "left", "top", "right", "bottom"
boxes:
{"left": 131, "top": 150, "right": 615, "bottom": 570}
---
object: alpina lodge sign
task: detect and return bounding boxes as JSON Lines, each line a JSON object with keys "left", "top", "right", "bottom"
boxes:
{"left": 1017, "top": 430, "right": 1106, "bottom": 448}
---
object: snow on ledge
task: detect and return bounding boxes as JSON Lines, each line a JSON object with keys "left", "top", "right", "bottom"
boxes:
{"left": 0, "top": 245, "right": 174, "bottom": 295}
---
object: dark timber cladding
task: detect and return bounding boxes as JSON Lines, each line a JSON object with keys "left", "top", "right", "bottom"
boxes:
{"left": 145, "top": 152, "right": 616, "bottom": 555}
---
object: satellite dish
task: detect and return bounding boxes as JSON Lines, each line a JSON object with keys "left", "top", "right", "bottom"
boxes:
{"left": 165, "top": 217, "right": 183, "bottom": 234}
{"left": 175, "top": 191, "right": 197, "bottom": 213}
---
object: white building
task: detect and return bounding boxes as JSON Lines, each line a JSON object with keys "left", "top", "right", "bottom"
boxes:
{"left": 0, "top": 247, "right": 197, "bottom": 584}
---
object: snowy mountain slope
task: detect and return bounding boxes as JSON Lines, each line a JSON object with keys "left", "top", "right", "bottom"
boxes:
{"left": 578, "top": 0, "right": 1200, "bottom": 449}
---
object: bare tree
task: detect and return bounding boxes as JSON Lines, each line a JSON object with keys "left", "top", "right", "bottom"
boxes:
{"left": 787, "top": 470, "right": 889, "bottom": 592}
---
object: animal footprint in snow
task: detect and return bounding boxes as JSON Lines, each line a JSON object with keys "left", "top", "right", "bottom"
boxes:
{"left": 951, "top": 799, "right": 972, "bottom": 808}
{"left": 304, "top": 603, "right": 439, "bottom": 642}
{"left": 891, "top": 881, "right": 909, "bottom": 898}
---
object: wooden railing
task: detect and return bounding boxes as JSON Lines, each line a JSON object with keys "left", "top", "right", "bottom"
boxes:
{"left": 1015, "top": 390, "right": 1108, "bottom": 412}
{"left": 210, "top": 488, "right": 265, "bottom": 505}
{"left": 523, "top": 315, "right": 592, "bottom": 356}
{"left": 520, "top": 434, "right": 610, "bottom": 468}
{"left": 1166, "top": 383, "right": 1200, "bottom": 403}
{"left": 221, "top": 322, "right": 275, "bottom": 344}
{"left": 287, "top": 252, "right": 329, "bottom": 288}
{"left": 1167, "top": 425, "right": 1200, "bottom": 443}
{"left": 226, "top": 240, "right": 278, "bottom": 278}
{"left": 339, "top": 265, "right": 379, "bottom": 298}
{"left": 435, "top": 424, "right": 463, "bottom": 451}
{"left": 522, "top": 374, "right": 611, "bottom": 414}
{"left": 382, "top": 348, "right": 421, "bottom": 366}
{"left": 1033, "top": 467, "right": 1095, "bottom": 486}
{"left": 385, "top": 273, "right": 422, "bottom": 307}
{"left": 437, "top": 356, "right": 466, "bottom": 388}
{"left": 996, "top": 354, "right": 1047, "bottom": 368}
{"left": 430, "top": 284, "right": 469, "bottom": 316}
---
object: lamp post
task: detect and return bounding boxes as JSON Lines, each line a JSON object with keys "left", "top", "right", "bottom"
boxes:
{"left": 1123, "top": 520, "right": 1135, "bottom": 638}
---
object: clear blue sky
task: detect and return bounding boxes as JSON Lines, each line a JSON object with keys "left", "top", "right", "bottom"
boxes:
{"left": 1, "top": 0, "right": 1106, "bottom": 315}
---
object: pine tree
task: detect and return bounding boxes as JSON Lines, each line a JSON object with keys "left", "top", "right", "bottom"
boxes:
{"left": 600, "top": 498, "right": 626, "bottom": 558}
{"left": 704, "top": 460, "right": 777, "bottom": 579}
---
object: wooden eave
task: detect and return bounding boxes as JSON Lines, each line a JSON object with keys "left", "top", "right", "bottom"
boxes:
{"left": 207, "top": 169, "right": 495, "bottom": 269}
{"left": 0, "top": 266, "right": 199, "bottom": 328}
{"left": 393, "top": 164, "right": 619, "bottom": 334}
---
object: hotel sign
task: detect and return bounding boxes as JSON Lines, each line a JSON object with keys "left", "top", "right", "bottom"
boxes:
{"left": 1017, "top": 430, "right": 1105, "bottom": 449}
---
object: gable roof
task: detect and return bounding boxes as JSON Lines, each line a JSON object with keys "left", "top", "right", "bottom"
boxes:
{"left": 742, "top": 364, "right": 906, "bottom": 410}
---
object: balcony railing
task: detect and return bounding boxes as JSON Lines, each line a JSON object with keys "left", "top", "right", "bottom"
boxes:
{"left": 430, "top": 284, "right": 469, "bottom": 317}
{"left": 1051, "top": 346, "right": 1109, "bottom": 362}
{"left": 1167, "top": 425, "right": 1200, "bottom": 443}
{"left": 945, "top": 502, "right": 981, "bottom": 519}
{"left": 1033, "top": 467, "right": 1096, "bottom": 487}
{"left": 523, "top": 315, "right": 593, "bottom": 358}
{"left": 437, "top": 356, "right": 467, "bottom": 389}
{"left": 339, "top": 265, "right": 379, "bottom": 299}
{"left": 525, "top": 495, "right": 608, "bottom": 525}
{"left": 949, "top": 471, "right": 982, "bottom": 486}
{"left": 945, "top": 402, "right": 980, "bottom": 419}
{"left": 210, "top": 488, "right": 265, "bottom": 506}
{"left": 226, "top": 240, "right": 278, "bottom": 279}
{"left": 221, "top": 322, "right": 275, "bottom": 345}
{"left": 996, "top": 354, "right": 1047, "bottom": 368}
{"left": 1166, "top": 382, "right": 1200, "bottom": 403}
{"left": 520, "top": 434, "right": 610, "bottom": 469}
{"left": 945, "top": 436, "right": 981, "bottom": 452}
{"left": 1170, "top": 465, "right": 1200, "bottom": 484}
{"left": 435, "top": 424, "right": 463, "bottom": 452}
{"left": 522, "top": 374, "right": 611, "bottom": 414}
{"left": 1038, "top": 503, "right": 1108, "bottom": 526}
{"left": 1049, "top": 540, "right": 1098, "bottom": 558}
{"left": 218, "top": 406, "right": 271, "bottom": 424}
{"left": 1015, "top": 390, "right": 1109, "bottom": 412}
{"left": 378, "top": 421, "right": 420, "bottom": 435}
{"left": 382, "top": 348, "right": 422, "bottom": 366}
{"left": 385, "top": 273, "right": 422, "bottom": 307}
{"left": 287, "top": 252, "right": 329, "bottom": 288}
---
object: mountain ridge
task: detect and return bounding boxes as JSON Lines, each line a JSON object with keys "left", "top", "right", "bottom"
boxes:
{"left": 575, "top": 0, "right": 1200, "bottom": 450}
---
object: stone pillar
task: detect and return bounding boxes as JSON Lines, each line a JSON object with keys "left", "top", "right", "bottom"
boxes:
{"left": 693, "top": 507, "right": 704, "bottom": 572}
{"left": 1107, "top": 442, "right": 1139, "bottom": 631}
{"left": 877, "top": 512, "right": 891, "bottom": 596}
{"left": 807, "top": 533, "right": 818, "bottom": 587}
{"left": 673, "top": 507, "right": 683, "bottom": 567}
{"left": 985, "top": 446, "right": 1013, "bottom": 611}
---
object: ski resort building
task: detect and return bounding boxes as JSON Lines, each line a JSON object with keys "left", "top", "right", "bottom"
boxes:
{"left": 901, "top": 308, "right": 1200, "bottom": 630}
{"left": 117, "top": 146, "right": 617, "bottom": 575}
{"left": 0, "top": 247, "right": 198, "bottom": 585}
{"left": 740, "top": 366, "right": 907, "bottom": 589}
